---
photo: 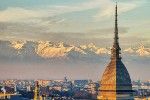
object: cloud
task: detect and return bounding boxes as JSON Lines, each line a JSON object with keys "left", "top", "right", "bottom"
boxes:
{"left": 0, "top": 0, "right": 147, "bottom": 44}
{"left": 0, "top": 8, "right": 40, "bottom": 22}
{"left": 94, "top": 0, "right": 139, "bottom": 21}
{"left": 88, "top": 27, "right": 129, "bottom": 35}
{"left": 0, "top": 0, "right": 141, "bottom": 23}
{"left": 0, "top": 2, "right": 95, "bottom": 22}
{"left": 0, "top": 21, "right": 149, "bottom": 47}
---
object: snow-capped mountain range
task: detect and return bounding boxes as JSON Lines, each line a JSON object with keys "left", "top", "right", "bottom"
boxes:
{"left": 0, "top": 40, "right": 149, "bottom": 80}
{"left": 0, "top": 40, "right": 149, "bottom": 60}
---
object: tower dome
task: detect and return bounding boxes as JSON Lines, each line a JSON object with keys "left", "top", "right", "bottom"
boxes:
{"left": 97, "top": 3, "right": 134, "bottom": 100}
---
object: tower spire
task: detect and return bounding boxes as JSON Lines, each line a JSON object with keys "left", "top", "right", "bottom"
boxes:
{"left": 97, "top": 2, "right": 134, "bottom": 99}
{"left": 111, "top": 2, "right": 121, "bottom": 60}
{"left": 34, "top": 81, "right": 41, "bottom": 100}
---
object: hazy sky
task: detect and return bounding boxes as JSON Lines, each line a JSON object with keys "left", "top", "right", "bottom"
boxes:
{"left": 0, "top": 0, "right": 149, "bottom": 80}
{"left": 0, "top": 0, "right": 149, "bottom": 46}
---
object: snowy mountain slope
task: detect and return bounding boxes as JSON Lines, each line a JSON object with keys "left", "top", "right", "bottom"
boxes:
{"left": 0, "top": 40, "right": 149, "bottom": 61}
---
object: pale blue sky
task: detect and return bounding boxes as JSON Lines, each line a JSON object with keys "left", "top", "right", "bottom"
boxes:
{"left": 0, "top": 0, "right": 149, "bottom": 46}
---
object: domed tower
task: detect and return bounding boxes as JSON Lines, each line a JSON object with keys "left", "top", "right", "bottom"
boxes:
{"left": 97, "top": 3, "right": 134, "bottom": 100}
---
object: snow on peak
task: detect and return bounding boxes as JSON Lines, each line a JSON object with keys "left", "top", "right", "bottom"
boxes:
{"left": 1, "top": 40, "right": 150, "bottom": 59}
{"left": 36, "top": 41, "right": 70, "bottom": 58}
{"left": 10, "top": 41, "right": 26, "bottom": 50}
{"left": 136, "top": 45, "right": 150, "bottom": 56}
{"left": 36, "top": 41, "right": 87, "bottom": 58}
{"left": 87, "top": 43, "right": 97, "bottom": 50}
{"left": 96, "top": 48, "right": 110, "bottom": 55}
{"left": 124, "top": 48, "right": 134, "bottom": 53}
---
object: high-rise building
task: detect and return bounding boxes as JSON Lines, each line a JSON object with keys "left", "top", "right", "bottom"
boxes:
{"left": 97, "top": 3, "right": 134, "bottom": 100}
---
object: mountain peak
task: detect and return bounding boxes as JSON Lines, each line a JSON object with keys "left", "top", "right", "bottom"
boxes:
{"left": 10, "top": 41, "right": 26, "bottom": 50}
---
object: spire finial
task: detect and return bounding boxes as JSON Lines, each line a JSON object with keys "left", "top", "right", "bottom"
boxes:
{"left": 111, "top": 2, "right": 121, "bottom": 60}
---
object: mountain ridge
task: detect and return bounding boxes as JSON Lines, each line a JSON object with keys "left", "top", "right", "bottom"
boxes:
{"left": 0, "top": 40, "right": 149, "bottom": 60}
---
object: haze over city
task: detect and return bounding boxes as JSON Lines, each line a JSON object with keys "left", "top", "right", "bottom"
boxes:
{"left": 0, "top": 0, "right": 149, "bottom": 81}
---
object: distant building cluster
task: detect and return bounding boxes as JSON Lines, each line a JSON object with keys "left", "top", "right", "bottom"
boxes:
{"left": 0, "top": 79, "right": 150, "bottom": 100}
{"left": 132, "top": 80, "right": 150, "bottom": 99}
{"left": 0, "top": 78, "right": 98, "bottom": 100}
